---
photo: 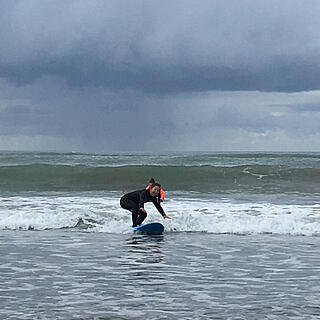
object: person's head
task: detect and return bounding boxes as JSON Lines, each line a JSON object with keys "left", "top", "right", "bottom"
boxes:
{"left": 148, "top": 178, "right": 155, "bottom": 187}
{"left": 149, "top": 182, "right": 161, "bottom": 196}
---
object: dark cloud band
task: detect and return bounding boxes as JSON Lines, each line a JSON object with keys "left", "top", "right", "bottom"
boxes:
{"left": 1, "top": 1, "right": 320, "bottom": 93}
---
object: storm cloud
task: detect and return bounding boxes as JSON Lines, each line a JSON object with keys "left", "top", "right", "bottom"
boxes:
{"left": 0, "top": 0, "right": 320, "bottom": 152}
{"left": 2, "top": 0, "right": 320, "bottom": 92}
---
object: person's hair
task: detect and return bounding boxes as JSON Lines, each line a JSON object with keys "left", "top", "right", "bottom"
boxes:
{"left": 150, "top": 182, "right": 161, "bottom": 189}
{"left": 149, "top": 177, "right": 155, "bottom": 184}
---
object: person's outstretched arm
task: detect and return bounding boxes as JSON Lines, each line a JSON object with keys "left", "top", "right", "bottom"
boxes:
{"left": 152, "top": 198, "right": 170, "bottom": 219}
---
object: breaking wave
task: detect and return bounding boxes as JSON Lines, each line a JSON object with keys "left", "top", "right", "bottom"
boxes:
{"left": 1, "top": 194, "right": 319, "bottom": 236}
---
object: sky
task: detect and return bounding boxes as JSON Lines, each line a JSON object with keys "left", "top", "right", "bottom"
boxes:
{"left": 1, "top": 0, "right": 320, "bottom": 152}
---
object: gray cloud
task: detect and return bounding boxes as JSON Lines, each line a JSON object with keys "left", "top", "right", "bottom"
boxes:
{"left": 0, "top": 78, "right": 320, "bottom": 151}
{"left": 1, "top": 1, "right": 320, "bottom": 152}
{"left": 1, "top": 0, "right": 320, "bottom": 93}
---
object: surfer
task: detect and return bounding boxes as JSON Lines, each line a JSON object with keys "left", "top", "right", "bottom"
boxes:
{"left": 120, "top": 182, "right": 170, "bottom": 227}
{"left": 146, "top": 177, "right": 165, "bottom": 202}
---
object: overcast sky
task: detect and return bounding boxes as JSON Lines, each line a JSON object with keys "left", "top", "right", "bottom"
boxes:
{"left": 1, "top": 0, "right": 320, "bottom": 152}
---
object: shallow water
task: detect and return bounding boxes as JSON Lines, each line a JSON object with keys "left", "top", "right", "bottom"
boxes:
{"left": 1, "top": 230, "right": 320, "bottom": 319}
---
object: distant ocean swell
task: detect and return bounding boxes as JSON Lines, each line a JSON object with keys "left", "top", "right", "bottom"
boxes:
{"left": 0, "top": 164, "right": 319, "bottom": 193}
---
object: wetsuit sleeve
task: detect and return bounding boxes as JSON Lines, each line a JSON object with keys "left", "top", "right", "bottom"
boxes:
{"left": 152, "top": 198, "right": 165, "bottom": 216}
{"left": 138, "top": 190, "right": 148, "bottom": 209}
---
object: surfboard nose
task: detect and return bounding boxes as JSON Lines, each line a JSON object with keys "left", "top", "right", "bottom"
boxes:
{"left": 133, "top": 222, "right": 164, "bottom": 235}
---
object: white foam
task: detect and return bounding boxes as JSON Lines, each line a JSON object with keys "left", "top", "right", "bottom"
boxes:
{"left": 163, "top": 199, "right": 320, "bottom": 236}
{"left": 0, "top": 194, "right": 319, "bottom": 236}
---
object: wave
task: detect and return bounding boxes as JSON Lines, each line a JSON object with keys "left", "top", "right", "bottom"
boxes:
{"left": 0, "top": 164, "right": 319, "bottom": 193}
{"left": 1, "top": 195, "right": 319, "bottom": 236}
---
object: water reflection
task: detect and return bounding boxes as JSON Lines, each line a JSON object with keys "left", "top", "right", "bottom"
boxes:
{"left": 121, "top": 234, "right": 165, "bottom": 281}
{"left": 127, "top": 234, "right": 164, "bottom": 246}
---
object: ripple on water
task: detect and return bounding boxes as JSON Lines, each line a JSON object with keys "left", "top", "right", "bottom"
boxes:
{"left": 0, "top": 231, "right": 320, "bottom": 319}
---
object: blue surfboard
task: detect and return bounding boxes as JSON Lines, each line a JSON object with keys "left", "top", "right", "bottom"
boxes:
{"left": 133, "top": 222, "right": 164, "bottom": 235}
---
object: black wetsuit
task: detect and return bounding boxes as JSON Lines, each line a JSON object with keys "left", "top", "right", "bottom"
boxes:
{"left": 120, "top": 189, "right": 165, "bottom": 227}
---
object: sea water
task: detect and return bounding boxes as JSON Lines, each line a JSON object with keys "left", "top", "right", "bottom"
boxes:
{"left": 0, "top": 151, "right": 320, "bottom": 319}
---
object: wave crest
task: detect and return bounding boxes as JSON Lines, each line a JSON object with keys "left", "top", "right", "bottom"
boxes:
{"left": 0, "top": 164, "right": 319, "bottom": 193}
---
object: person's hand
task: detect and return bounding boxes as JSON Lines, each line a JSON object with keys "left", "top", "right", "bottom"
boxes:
{"left": 163, "top": 214, "right": 170, "bottom": 219}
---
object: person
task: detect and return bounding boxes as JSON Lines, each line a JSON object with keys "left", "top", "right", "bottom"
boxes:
{"left": 146, "top": 178, "right": 165, "bottom": 202}
{"left": 120, "top": 182, "right": 170, "bottom": 227}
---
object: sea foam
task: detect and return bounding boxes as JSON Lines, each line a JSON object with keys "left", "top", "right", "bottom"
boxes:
{"left": 0, "top": 193, "right": 319, "bottom": 236}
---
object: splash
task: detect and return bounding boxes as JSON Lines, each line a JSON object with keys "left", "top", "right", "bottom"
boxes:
{"left": 1, "top": 193, "right": 319, "bottom": 236}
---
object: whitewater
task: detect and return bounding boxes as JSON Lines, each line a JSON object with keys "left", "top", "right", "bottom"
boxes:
{"left": 1, "top": 193, "right": 320, "bottom": 236}
{"left": 0, "top": 151, "right": 319, "bottom": 236}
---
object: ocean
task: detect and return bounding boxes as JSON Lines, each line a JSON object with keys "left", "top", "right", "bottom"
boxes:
{"left": 1, "top": 151, "right": 320, "bottom": 319}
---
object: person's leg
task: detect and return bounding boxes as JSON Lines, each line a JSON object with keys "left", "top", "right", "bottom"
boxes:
{"left": 128, "top": 211, "right": 138, "bottom": 227}
{"left": 120, "top": 197, "right": 140, "bottom": 227}
{"left": 136, "top": 211, "right": 147, "bottom": 226}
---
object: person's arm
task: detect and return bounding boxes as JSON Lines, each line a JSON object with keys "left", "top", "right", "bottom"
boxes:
{"left": 152, "top": 198, "right": 170, "bottom": 219}
{"left": 139, "top": 190, "right": 148, "bottom": 213}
